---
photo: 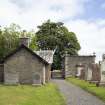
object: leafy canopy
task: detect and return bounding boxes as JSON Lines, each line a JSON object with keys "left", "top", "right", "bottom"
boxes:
{"left": 0, "top": 23, "right": 37, "bottom": 60}
{"left": 36, "top": 20, "right": 80, "bottom": 54}
{"left": 36, "top": 20, "right": 81, "bottom": 69}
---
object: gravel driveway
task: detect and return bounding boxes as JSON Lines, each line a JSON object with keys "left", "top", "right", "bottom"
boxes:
{"left": 52, "top": 79, "right": 105, "bottom": 105}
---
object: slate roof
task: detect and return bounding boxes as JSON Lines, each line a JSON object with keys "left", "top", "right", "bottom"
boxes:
{"left": 35, "top": 50, "right": 54, "bottom": 64}
{"left": 3, "top": 44, "right": 49, "bottom": 65}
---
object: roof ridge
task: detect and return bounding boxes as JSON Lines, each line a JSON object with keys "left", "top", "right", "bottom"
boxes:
{"left": 4, "top": 44, "right": 49, "bottom": 65}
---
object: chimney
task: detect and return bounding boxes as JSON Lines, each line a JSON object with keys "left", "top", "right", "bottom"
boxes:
{"left": 19, "top": 30, "right": 29, "bottom": 47}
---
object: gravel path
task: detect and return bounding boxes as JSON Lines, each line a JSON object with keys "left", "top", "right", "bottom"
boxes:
{"left": 52, "top": 79, "right": 105, "bottom": 105}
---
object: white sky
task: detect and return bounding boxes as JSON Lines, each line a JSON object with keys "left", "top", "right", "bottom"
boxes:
{"left": 0, "top": 0, "right": 105, "bottom": 62}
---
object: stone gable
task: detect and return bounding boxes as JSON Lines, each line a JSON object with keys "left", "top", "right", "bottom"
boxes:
{"left": 4, "top": 48, "right": 47, "bottom": 84}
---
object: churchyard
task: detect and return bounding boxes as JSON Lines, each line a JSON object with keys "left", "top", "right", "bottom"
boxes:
{"left": 0, "top": 23, "right": 105, "bottom": 104}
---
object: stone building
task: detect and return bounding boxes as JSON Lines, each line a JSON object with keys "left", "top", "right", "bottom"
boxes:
{"left": 63, "top": 54, "right": 95, "bottom": 78}
{"left": 0, "top": 35, "right": 53, "bottom": 85}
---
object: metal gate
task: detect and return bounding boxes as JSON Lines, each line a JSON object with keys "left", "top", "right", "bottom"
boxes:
{"left": 51, "top": 70, "right": 64, "bottom": 79}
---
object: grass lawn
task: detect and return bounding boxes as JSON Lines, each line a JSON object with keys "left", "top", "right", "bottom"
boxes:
{"left": 66, "top": 77, "right": 105, "bottom": 102}
{"left": 0, "top": 83, "right": 66, "bottom": 105}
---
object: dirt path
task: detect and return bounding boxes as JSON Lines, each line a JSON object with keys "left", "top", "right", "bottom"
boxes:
{"left": 52, "top": 79, "right": 105, "bottom": 105}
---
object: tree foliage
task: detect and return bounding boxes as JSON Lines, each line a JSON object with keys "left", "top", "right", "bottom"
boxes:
{"left": 28, "top": 30, "right": 38, "bottom": 50}
{"left": 0, "top": 23, "right": 37, "bottom": 60}
{"left": 0, "top": 24, "right": 21, "bottom": 59}
{"left": 36, "top": 20, "right": 80, "bottom": 54}
{"left": 36, "top": 20, "right": 81, "bottom": 69}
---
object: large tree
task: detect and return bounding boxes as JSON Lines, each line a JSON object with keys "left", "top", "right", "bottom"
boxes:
{"left": 36, "top": 20, "right": 81, "bottom": 69}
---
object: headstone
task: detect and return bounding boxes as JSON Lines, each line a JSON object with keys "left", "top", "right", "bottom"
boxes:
{"left": 76, "top": 64, "right": 85, "bottom": 79}
{"left": 80, "top": 69, "right": 85, "bottom": 80}
{"left": 32, "top": 74, "right": 41, "bottom": 85}
{"left": 99, "top": 54, "right": 105, "bottom": 86}
{"left": 86, "top": 67, "right": 92, "bottom": 81}
{"left": 86, "top": 64, "right": 100, "bottom": 82}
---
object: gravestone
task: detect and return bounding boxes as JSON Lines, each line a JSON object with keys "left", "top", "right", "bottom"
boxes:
{"left": 86, "top": 63, "right": 100, "bottom": 82}
{"left": 99, "top": 54, "right": 105, "bottom": 86}
{"left": 76, "top": 64, "right": 85, "bottom": 79}
{"left": 32, "top": 74, "right": 41, "bottom": 85}
{"left": 80, "top": 69, "right": 85, "bottom": 80}
{"left": 76, "top": 64, "right": 84, "bottom": 77}
{"left": 86, "top": 67, "right": 92, "bottom": 81}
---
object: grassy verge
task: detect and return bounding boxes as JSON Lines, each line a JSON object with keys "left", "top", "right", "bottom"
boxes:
{"left": 66, "top": 77, "right": 105, "bottom": 102}
{"left": 0, "top": 83, "right": 66, "bottom": 105}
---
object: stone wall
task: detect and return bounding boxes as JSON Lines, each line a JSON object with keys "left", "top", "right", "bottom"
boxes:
{"left": 4, "top": 48, "right": 47, "bottom": 84}
{"left": 64, "top": 54, "right": 95, "bottom": 77}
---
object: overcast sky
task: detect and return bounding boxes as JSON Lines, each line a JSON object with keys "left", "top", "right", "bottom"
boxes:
{"left": 0, "top": 0, "right": 105, "bottom": 62}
